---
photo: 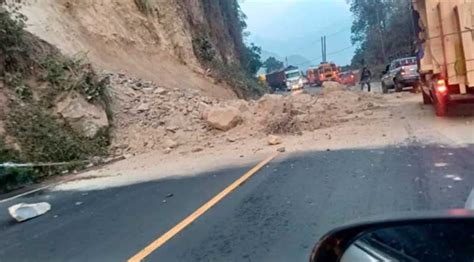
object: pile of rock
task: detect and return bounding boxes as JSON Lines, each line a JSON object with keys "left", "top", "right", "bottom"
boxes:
{"left": 107, "top": 76, "right": 385, "bottom": 155}
{"left": 108, "top": 73, "right": 223, "bottom": 155}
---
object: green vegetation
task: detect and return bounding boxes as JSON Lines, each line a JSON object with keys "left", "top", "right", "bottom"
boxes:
{"left": 6, "top": 104, "right": 109, "bottom": 163}
{"left": 134, "top": 0, "right": 153, "bottom": 15}
{"left": 0, "top": 166, "right": 35, "bottom": 193}
{"left": 212, "top": 61, "right": 266, "bottom": 98}
{"left": 240, "top": 43, "right": 263, "bottom": 76}
{"left": 0, "top": 4, "right": 110, "bottom": 192}
{"left": 190, "top": 0, "right": 266, "bottom": 98}
{"left": 0, "top": 4, "right": 29, "bottom": 75}
{"left": 39, "top": 55, "right": 109, "bottom": 102}
{"left": 193, "top": 36, "right": 266, "bottom": 98}
{"left": 0, "top": 137, "right": 34, "bottom": 193}
{"left": 349, "top": 0, "right": 416, "bottom": 74}
{"left": 263, "top": 57, "right": 285, "bottom": 74}
{"left": 192, "top": 37, "right": 216, "bottom": 63}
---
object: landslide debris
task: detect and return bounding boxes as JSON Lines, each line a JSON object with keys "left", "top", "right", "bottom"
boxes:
{"left": 108, "top": 79, "right": 385, "bottom": 155}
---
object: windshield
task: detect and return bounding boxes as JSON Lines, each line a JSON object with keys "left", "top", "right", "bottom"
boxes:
{"left": 400, "top": 58, "right": 417, "bottom": 66}
{"left": 286, "top": 71, "right": 301, "bottom": 79}
{"left": 340, "top": 72, "right": 352, "bottom": 77}
{"left": 2, "top": 1, "right": 473, "bottom": 262}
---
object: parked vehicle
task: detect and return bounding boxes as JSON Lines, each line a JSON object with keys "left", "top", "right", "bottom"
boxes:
{"left": 317, "top": 62, "right": 339, "bottom": 83}
{"left": 413, "top": 0, "right": 474, "bottom": 116}
{"left": 381, "top": 57, "right": 420, "bottom": 93}
{"left": 338, "top": 71, "right": 356, "bottom": 86}
{"left": 285, "top": 69, "right": 306, "bottom": 91}
{"left": 265, "top": 70, "right": 286, "bottom": 91}
{"left": 306, "top": 67, "right": 320, "bottom": 86}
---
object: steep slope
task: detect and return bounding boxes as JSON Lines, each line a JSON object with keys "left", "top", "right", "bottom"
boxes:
{"left": 19, "top": 0, "right": 245, "bottom": 99}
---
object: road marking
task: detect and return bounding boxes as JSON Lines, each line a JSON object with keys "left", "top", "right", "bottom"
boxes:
{"left": 0, "top": 184, "right": 55, "bottom": 204}
{"left": 128, "top": 152, "right": 279, "bottom": 262}
{"left": 465, "top": 188, "right": 474, "bottom": 210}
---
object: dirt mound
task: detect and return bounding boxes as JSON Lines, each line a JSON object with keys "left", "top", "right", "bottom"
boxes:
{"left": 322, "top": 81, "right": 347, "bottom": 94}
{"left": 108, "top": 76, "right": 386, "bottom": 155}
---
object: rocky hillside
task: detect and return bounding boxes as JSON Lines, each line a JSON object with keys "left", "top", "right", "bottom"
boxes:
{"left": 1, "top": 0, "right": 263, "bottom": 192}
{"left": 0, "top": 6, "right": 112, "bottom": 192}
{"left": 19, "top": 0, "right": 258, "bottom": 98}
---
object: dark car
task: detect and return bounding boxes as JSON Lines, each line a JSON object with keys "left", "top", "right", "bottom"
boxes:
{"left": 381, "top": 57, "right": 420, "bottom": 93}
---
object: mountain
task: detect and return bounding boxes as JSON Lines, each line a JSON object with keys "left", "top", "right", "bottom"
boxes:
{"left": 287, "top": 55, "right": 312, "bottom": 69}
{"left": 260, "top": 49, "right": 283, "bottom": 61}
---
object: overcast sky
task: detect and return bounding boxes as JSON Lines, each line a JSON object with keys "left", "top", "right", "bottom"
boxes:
{"left": 240, "top": 0, "right": 355, "bottom": 67}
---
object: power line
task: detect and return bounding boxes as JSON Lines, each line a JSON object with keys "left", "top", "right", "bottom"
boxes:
{"left": 303, "top": 25, "right": 352, "bottom": 47}
{"left": 305, "top": 17, "right": 354, "bottom": 36}
{"left": 292, "top": 46, "right": 354, "bottom": 67}
{"left": 327, "top": 26, "right": 352, "bottom": 38}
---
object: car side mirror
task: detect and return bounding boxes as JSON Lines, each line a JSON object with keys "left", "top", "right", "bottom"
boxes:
{"left": 310, "top": 211, "right": 474, "bottom": 262}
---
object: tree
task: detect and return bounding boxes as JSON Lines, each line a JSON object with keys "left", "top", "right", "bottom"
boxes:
{"left": 240, "top": 43, "right": 262, "bottom": 76}
{"left": 349, "top": 0, "right": 416, "bottom": 71}
{"left": 263, "top": 57, "right": 284, "bottom": 74}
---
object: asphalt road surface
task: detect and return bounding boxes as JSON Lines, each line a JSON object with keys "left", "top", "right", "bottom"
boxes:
{"left": 282, "top": 81, "right": 382, "bottom": 95}
{"left": 1, "top": 143, "right": 474, "bottom": 261}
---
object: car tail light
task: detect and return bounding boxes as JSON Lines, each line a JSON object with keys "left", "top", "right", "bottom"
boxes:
{"left": 435, "top": 79, "right": 448, "bottom": 93}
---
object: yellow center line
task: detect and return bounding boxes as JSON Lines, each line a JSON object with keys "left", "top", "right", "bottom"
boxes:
{"left": 128, "top": 152, "right": 280, "bottom": 262}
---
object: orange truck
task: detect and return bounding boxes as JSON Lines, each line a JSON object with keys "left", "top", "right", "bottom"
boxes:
{"left": 319, "top": 63, "right": 340, "bottom": 82}
{"left": 307, "top": 62, "right": 340, "bottom": 86}
{"left": 414, "top": 0, "right": 474, "bottom": 116}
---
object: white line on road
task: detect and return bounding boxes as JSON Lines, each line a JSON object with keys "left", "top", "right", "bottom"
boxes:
{"left": 465, "top": 188, "right": 474, "bottom": 210}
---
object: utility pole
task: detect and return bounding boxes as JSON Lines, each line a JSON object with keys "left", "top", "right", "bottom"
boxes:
{"left": 321, "top": 36, "right": 324, "bottom": 63}
{"left": 321, "top": 36, "right": 327, "bottom": 63}
{"left": 324, "top": 36, "right": 327, "bottom": 62}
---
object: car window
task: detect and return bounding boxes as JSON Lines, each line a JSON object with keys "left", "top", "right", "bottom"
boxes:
{"left": 401, "top": 58, "right": 416, "bottom": 66}
{"left": 389, "top": 63, "right": 396, "bottom": 71}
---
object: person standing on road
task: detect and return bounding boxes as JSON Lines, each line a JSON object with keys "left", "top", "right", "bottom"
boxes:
{"left": 360, "top": 66, "right": 372, "bottom": 92}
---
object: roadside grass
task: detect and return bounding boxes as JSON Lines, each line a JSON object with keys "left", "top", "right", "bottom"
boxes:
{"left": 134, "top": 0, "right": 153, "bottom": 15}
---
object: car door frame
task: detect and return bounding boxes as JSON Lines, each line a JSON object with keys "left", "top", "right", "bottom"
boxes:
{"left": 381, "top": 64, "right": 392, "bottom": 87}
{"left": 386, "top": 61, "right": 400, "bottom": 88}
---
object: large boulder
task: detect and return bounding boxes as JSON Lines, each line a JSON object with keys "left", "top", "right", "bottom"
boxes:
{"left": 225, "top": 99, "right": 252, "bottom": 120}
{"left": 256, "top": 94, "right": 285, "bottom": 115}
{"left": 205, "top": 106, "right": 242, "bottom": 131}
{"left": 56, "top": 91, "right": 109, "bottom": 138}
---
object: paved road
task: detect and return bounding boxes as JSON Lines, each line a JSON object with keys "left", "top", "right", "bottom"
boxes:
{"left": 1, "top": 143, "right": 474, "bottom": 261}
{"left": 279, "top": 81, "right": 383, "bottom": 95}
